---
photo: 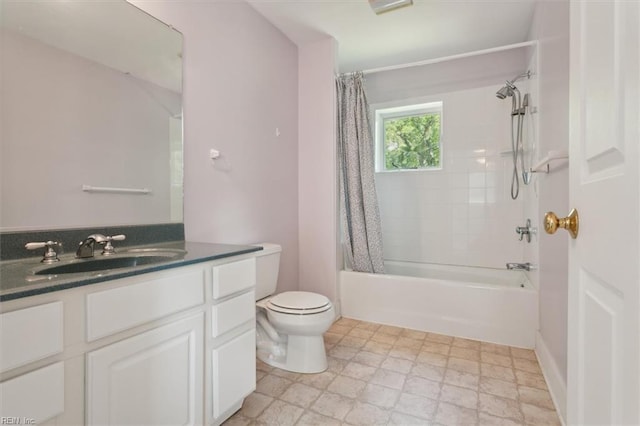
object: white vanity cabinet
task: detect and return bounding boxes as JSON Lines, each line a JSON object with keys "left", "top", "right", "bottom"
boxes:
{"left": 0, "top": 252, "right": 257, "bottom": 426}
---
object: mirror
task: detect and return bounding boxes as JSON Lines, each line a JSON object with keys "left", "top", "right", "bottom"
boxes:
{"left": 0, "top": 0, "right": 183, "bottom": 231}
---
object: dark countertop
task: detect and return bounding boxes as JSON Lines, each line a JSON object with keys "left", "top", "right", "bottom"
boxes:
{"left": 0, "top": 241, "right": 262, "bottom": 302}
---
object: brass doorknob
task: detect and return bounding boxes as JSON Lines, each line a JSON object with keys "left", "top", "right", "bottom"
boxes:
{"left": 544, "top": 209, "right": 579, "bottom": 239}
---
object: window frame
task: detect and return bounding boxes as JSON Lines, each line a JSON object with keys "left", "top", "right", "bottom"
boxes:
{"left": 373, "top": 101, "right": 444, "bottom": 173}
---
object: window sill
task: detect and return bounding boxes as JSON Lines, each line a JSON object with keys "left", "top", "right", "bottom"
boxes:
{"left": 374, "top": 167, "right": 443, "bottom": 174}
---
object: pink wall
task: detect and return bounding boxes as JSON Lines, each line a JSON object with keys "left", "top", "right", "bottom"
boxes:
{"left": 298, "top": 38, "right": 340, "bottom": 304}
{"left": 131, "top": 1, "right": 300, "bottom": 293}
{"left": 527, "top": 0, "right": 570, "bottom": 397}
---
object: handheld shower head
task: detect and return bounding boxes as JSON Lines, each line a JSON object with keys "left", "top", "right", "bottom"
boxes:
{"left": 496, "top": 71, "right": 531, "bottom": 201}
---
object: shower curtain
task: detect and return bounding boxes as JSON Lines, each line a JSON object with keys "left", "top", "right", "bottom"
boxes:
{"left": 336, "top": 72, "right": 385, "bottom": 274}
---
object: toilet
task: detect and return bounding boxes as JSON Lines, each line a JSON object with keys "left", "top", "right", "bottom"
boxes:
{"left": 254, "top": 243, "right": 335, "bottom": 374}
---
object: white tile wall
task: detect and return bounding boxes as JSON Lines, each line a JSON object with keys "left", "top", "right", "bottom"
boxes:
{"left": 374, "top": 85, "right": 530, "bottom": 269}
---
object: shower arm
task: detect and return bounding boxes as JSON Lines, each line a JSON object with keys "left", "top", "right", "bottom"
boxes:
{"left": 506, "top": 70, "right": 532, "bottom": 86}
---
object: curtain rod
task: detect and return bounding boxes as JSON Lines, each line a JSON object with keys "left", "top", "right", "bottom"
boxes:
{"left": 341, "top": 40, "right": 537, "bottom": 77}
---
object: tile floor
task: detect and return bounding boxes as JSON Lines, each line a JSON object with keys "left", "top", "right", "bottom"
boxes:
{"left": 224, "top": 318, "right": 561, "bottom": 425}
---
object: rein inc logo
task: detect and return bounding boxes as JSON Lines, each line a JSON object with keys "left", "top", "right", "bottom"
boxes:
{"left": 0, "top": 418, "right": 35, "bottom": 425}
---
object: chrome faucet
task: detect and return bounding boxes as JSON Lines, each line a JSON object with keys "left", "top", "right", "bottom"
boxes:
{"left": 506, "top": 262, "right": 536, "bottom": 271}
{"left": 76, "top": 234, "right": 126, "bottom": 258}
{"left": 516, "top": 219, "right": 536, "bottom": 243}
{"left": 76, "top": 234, "right": 105, "bottom": 258}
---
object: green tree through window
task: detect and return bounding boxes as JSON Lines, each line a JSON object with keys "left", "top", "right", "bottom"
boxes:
{"left": 384, "top": 113, "right": 441, "bottom": 170}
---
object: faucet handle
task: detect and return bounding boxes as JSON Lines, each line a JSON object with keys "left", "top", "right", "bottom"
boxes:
{"left": 515, "top": 219, "right": 536, "bottom": 243}
{"left": 25, "top": 241, "right": 62, "bottom": 263}
{"left": 101, "top": 234, "right": 126, "bottom": 256}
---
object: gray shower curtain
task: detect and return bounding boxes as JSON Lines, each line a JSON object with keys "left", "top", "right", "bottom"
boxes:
{"left": 336, "top": 72, "right": 385, "bottom": 274}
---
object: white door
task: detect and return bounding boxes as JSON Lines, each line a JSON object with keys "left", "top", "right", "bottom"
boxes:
{"left": 567, "top": 1, "right": 639, "bottom": 425}
{"left": 86, "top": 313, "right": 204, "bottom": 426}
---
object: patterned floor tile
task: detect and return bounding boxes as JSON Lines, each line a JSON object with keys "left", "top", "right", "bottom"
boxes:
{"left": 224, "top": 318, "right": 560, "bottom": 426}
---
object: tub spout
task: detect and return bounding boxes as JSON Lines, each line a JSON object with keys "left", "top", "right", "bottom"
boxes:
{"left": 506, "top": 262, "right": 536, "bottom": 271}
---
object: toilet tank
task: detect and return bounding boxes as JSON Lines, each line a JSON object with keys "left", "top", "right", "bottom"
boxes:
{"left": 254, "top": 243, "right": 282, "bottom": 300}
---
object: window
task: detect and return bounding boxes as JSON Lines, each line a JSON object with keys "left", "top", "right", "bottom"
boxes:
{"left": 374, "top": 101, "right": 443, "bottom": 172}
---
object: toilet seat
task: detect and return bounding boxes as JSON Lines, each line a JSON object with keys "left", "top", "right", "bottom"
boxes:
{"left": 266, "top": 291, "right": 332, "bottom": 315}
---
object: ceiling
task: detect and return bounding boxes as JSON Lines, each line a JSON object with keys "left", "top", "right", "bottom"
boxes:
{"left": 248, "top": 0, "right": 536, "bottom": 73}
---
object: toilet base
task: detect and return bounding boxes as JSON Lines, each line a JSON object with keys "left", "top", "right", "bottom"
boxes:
{"left": 257, "top": 334, "right": 328, "bottom": 374}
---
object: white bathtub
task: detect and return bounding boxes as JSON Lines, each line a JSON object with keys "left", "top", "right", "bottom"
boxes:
{"left": 340, "top": 261, "right": 538, "bottom": 348}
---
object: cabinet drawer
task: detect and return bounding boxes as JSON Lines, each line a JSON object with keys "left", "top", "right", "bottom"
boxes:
{"left": 212, "top": 329, "right": 256, "bottom": 420}
{"left": 212, "top": 258, "right": 255, "bottom": 300}
{"left": 87, "top": 268, "right": 205, "bottom": 341}
{"left": 0, "top": 362, "right": 64, "bottom": 423}
{"left": 0, "top": 301, "right": 63, "bottom": 373}
{"left": 211, "top": 291, "right": 255, "bottom": 338}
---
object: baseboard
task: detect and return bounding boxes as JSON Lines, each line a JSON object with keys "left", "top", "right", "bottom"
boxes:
{"left": 332, "top": 300, "right": 342, "bottom": 319}
{"left": 535, "top": 331, "right": 567, "bottom": 425}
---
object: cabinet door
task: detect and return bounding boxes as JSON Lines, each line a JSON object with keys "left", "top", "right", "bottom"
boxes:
{"left": 212, "top": 329, "right": 256, "bottom": 420}
{"left": 87, "top": 313, "right": 204, "bottom": 426}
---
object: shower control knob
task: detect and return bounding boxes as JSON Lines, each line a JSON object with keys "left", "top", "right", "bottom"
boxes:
{"left": 544, "top": 209, "right": 579, "bottom": 239}
{"left": 515, "top": 219, "right": 535, "bottom": 243}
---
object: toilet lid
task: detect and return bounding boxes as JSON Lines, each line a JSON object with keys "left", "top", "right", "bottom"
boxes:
{"left": 267, "top": 291, "right": 332, "bottom": 315}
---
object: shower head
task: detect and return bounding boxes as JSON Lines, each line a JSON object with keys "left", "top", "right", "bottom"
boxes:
{"left": 496, "top": 85, "right": 513, "bottom": 99}
{"left": 496, "top": 71, "right": 531, "bottom": 99}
